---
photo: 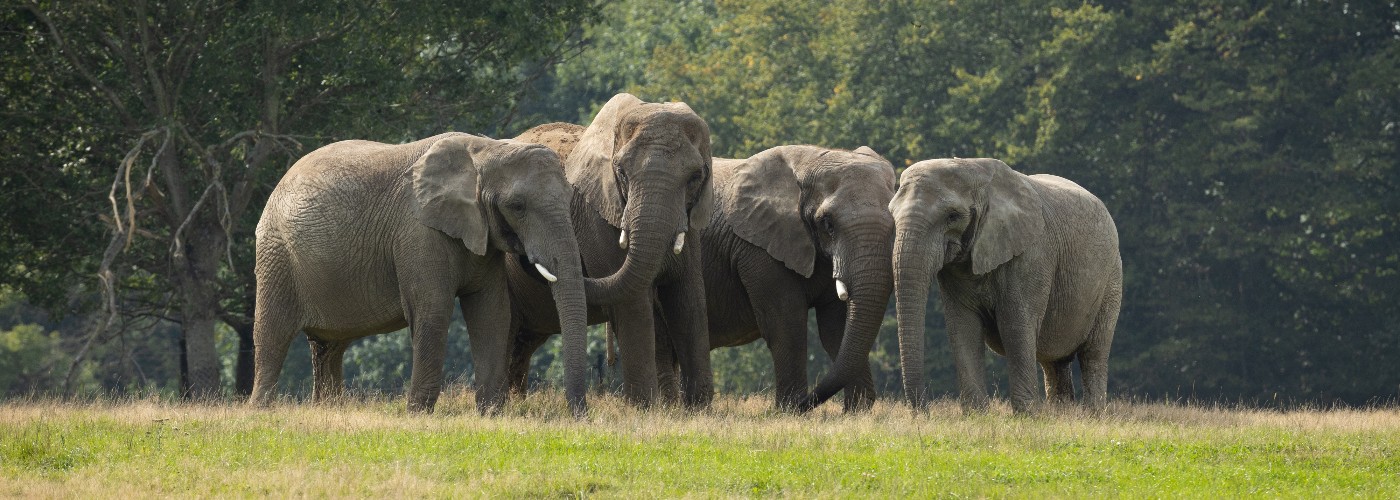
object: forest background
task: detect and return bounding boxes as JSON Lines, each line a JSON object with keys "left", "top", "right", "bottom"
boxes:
{"left": 1, "top": 0, "right": 1396, "bottom": 406}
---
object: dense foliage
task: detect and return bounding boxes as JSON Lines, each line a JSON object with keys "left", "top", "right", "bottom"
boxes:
{"left": 2, "top": 0, "right": 1395, "bottom": 406}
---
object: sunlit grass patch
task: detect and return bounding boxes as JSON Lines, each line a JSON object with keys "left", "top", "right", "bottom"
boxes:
{"left": 1, "top": 391, "right": 1397, "bottom": 497}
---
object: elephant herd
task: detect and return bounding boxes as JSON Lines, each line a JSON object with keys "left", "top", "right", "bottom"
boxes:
{"left": 247, "top": 93, "right": 1122, "bottom": 418}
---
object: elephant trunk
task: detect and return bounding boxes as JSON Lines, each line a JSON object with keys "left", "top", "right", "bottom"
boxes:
{"left": 530, "top": 209, "right": 591, "bottom": 417}
{"left": 584, "top": 187, "right": 684, "bottom": 304}
{"left": 802, "top": 227, "right": 893, "bottom": 412}
{"left": 893, "top": 226, "right": 939, "bottom": 411}
{"left": 550, "top": 266, "right": 588, "bottom": 418}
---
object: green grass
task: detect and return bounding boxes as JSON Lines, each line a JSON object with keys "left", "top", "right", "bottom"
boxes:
{"left": 2, "top": 390, "right": 1397, "bottom": 497}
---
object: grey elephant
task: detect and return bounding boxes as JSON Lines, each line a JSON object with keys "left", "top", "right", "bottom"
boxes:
{"left": 249, "top": 132, "right": 590, "bottom": 416}
{"left": 506, "top": 93, "right": 716, "bottom": 408}
{"left": 662, "top": 145, "right": 895, "bottom": 412}
{"left": 889, "top": 158, "right": 1121, "bottom": 414}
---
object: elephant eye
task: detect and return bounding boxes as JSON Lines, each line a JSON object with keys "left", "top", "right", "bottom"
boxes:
{"left": 819, "top": 215, "right": 836, "bottom": 235}
{"left": 689, "top": 171, "right": 704, "bottom": 185}
{"left": 947, "top": 211, "right": 963, "bottom": 222}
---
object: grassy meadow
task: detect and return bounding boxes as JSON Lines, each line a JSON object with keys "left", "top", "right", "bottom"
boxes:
{"left": 2, "top": 390, "right": 1397, "bottom": 497}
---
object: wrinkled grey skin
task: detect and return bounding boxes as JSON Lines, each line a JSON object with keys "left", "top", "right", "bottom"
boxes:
{"left": 506, "top": 93, "right": 716, "bottom": 408}
{"left": 890, "top": 158, "right": 1122, "bottom": 414}
{"left": 249, "top": 132, "right": 590, "bottom": 416}
{"left": 676, "top": 145, "right": 895, "bottom": 412}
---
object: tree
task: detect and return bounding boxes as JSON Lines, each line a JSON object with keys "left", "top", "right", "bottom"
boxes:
{"left": 5, "top": 0, "right": 598, "bottom": 398}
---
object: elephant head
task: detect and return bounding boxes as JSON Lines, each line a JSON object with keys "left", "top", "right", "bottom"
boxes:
{"left": 569, "top": 93, "right": 714, "bottom": 303}
{"left": 715, "top": 145, "right": 897, "bottom": 411}
{"left": 888, "top": 158, "right": 1046, "bottom": 409}
{"left": 410, "top": 133, "right": 592, "bottom": 416}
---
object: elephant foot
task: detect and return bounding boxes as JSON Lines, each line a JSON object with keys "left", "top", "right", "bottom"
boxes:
{"left": 406, "top": 393, "right": 440, "bottom": 414}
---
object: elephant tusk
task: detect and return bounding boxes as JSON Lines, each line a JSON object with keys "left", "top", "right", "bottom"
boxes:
{"left": 835, "top": 280, "right": 849, "bottom": 301}
{"left": 673, "top": 232, "right": 685, "bottom": 254}
{"left": 535, "top": 263, "right": 558, "bottom": 283}
{"left": 618, "top": 229, "right": 628, "bottom": 250}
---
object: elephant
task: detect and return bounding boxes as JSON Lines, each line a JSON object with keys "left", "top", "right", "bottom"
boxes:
{"left": 505, "top": 93, "right": 716, "bottom": 408}
{"left": 889, "top": 158, "right": 1121, "bottom": 414}
{"left": 662, "top": 145, "right": 895, "bottom": 412}
{"left": 248, "top": 132, "right": 591, "bottom": 416}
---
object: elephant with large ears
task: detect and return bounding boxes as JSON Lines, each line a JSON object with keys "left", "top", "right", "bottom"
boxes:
{"left": 890, "top": 158, "right": 1122, "bottom": 414}
{"left": 248, "top": 132, "right": 591, "bottom": 416}
{"left": 658, "top": 145, "right": 895, "bottom": 412}
{"left": 506, "top": 93, "right": 716, "bottom": 408}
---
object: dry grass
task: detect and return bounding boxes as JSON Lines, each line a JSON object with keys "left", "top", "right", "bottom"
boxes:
{"left": 2, "top": 390, "right": 1397, "bottom": 497}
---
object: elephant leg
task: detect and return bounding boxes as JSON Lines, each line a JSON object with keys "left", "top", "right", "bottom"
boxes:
{"left": 508, "top": 329, "right": 553, "bottom": 397}
{"left": 401, "top": 290, "right": 455, "bottom": 414}
{"left": 750, "top": 294, "right": 809, "bottom": 412}
{"left": 1081, "top": 295, "right": 1121, "bottom": 412}
{"left": 816, "top": 301, "right": 875, "bottom": 413}
{"left": 611, "top": 298, "right": 659, "bottom": 407}
{"left": 1041, "top": 357, "right": 1076, "bottom": 405}
{"left": 996, "top": 300, "right": 1049, "bottom": 415}
{"left": 657, "top": 255, "right": 713, "bottom": 410}
{"left": 248, "top": 281, "right": 300, "bottom": 407}
{"left": 945, "top": 302, "right": 990, "bottom": 413}
{"left": 652, "top": 314, "right": 682, "bottom": 406}
{"left": 309, "top": 337, "right": 352, "bottom": 402}
{"left": 462, "top": 283, "right": 513, "bottom": 415}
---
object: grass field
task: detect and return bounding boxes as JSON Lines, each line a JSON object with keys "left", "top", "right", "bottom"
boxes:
{"left": 2, "top": 389, "right": 1397, "bottom": 497}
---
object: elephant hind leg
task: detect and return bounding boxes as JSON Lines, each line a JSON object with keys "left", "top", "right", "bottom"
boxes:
{"left": 249, "top": 283, "right": 302, "bottom": 407}
{"left": 1080, "top": 299, "right": 1120, "bottom": 413}
{"left": 1041, "top": 357, "right": 1076, "bottom": 405}
{"left": 508, "top": 329, "right": 553, "bottom": 397}
{"left": 309, "top": 337, "right": 352, "bottom": 403}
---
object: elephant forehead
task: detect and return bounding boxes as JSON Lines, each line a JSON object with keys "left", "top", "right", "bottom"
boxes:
{"left": 805, "top": 157, "right": 896, "bottom": 200}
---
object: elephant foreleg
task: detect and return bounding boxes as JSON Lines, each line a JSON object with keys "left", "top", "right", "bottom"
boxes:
{"left": 945, "top": 302, "right": 990, "bottom": 413}
{"left": 656, "top": 249, "right": 713, "bottom": 410}
{"left": 816, "top": 301, "right": 874, "bottom": 413}
{"left": 309, "top": 337, "right": 352, "bottom": 403}
{"left": 995, "top": 301, "right": 1048, "bottom": 415}
{"left": 652, "top": 314, "right": 681, "bottom": 406}
{"left": 462, "top": 284, "right": 513, "bottom": 415}
{"left": 610, "top": 298, "right": 660, "bottom": 407}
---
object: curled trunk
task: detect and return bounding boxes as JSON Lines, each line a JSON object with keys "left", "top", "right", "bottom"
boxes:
{"left": 583, "top": 191, "right": 682, "bottom": 304}
{"left": 802, "top": 231, "right": 893, "bottom": 412}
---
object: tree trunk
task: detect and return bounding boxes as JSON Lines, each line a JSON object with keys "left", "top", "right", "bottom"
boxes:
{"left": 175, "top": 222, "right": 227, "bottom": 400}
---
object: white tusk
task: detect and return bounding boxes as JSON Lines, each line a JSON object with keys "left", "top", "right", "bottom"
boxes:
{"left": 535, "top": 263, "right": 558, "bottom": 283}
{"left": 618, "top": 229, "right": 628, "bottom": 250}
{"left": 835, "top": 280, "right": 849, "bottom": 301}
{"left": 673, "top": 232, "right": 686, "bottom": 254}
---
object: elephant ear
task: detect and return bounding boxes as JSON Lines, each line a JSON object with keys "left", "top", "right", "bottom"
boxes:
{"left": 971, "top": 158, "right": 1045, "bottom": 275}
{"left": 408, "top": 135, "right": 488, "bottom": 255}
{"left": 565, "top": 93, "right": 644, "bottom": 229}
{"left": 680, "top": 102, "right": 716, "bottom": 231}
{"left": 715, "top": 149, "right": 815, "bottom": 277}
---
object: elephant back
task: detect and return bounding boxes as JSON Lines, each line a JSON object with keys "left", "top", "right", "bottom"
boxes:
{"left": 515, "top": 122, "right": 585, "bottom": 162}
